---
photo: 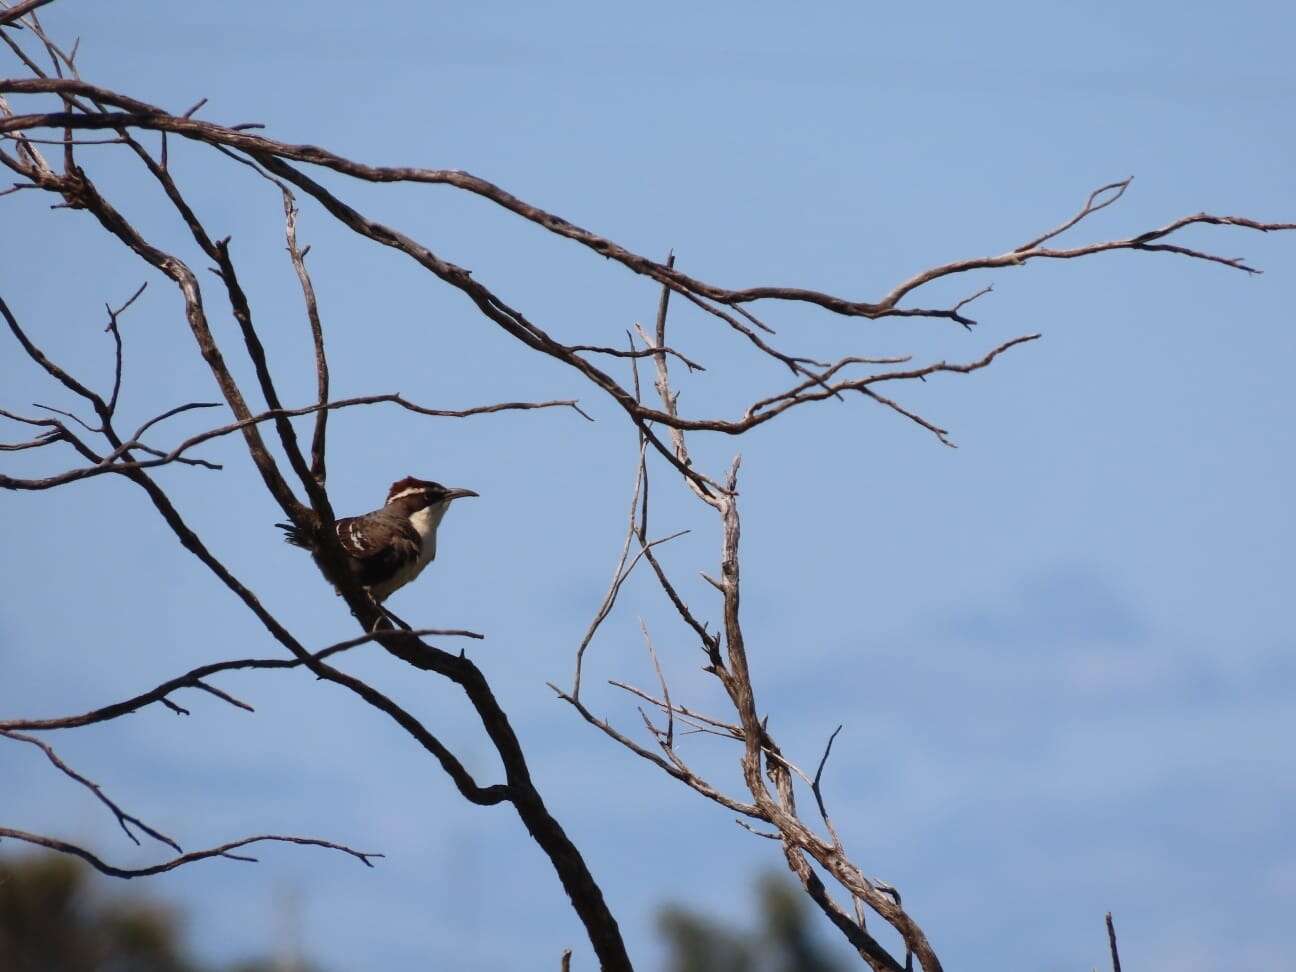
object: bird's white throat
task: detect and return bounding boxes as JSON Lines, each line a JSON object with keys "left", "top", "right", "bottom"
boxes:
{"left": 409, "top": 502, "right": 450, "bottom": 563}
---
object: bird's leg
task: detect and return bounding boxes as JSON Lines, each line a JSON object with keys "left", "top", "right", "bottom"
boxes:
{"left": 354, "top": 591, "right": 412, "bottom": 633}
{"left": 377, "top": 603, "right": 414, "bottom": 632}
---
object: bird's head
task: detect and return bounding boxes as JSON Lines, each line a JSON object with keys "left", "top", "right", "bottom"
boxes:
{"left": 385, "top": 476, "right": 479, "bottom": 514}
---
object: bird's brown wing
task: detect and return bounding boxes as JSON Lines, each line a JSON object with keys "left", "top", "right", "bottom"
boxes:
{"left": 334, "top": 514, "right": 421, "bottom": 588}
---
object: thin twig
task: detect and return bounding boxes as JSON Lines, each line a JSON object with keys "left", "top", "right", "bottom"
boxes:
{"left": 0, "top": 628, "right": 479, "bottom": 732}
{"left": 103, "top": 280, "right": 147, "bottom": 418}
{"left": 572, "top": 435, "right": 647, "bottom": 700}
{"left": 0, "top": 828, "right": 382, "bottom": 876}
{"left": 281, "top": 188, "right": 330, "bottom": 483}
{"left": 1, "top": 729, "right": 181, "bottom": 852}
{"left": 640, "top": 619, "right": 673, "bottom": 749}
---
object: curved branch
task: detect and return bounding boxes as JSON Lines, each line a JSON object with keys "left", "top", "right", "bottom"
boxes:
{"left": 0, "top": 628, "right": 480, "bottom": 732}
{"left": 157, "top": 394, "right": 592, "bottom": 463}
{"left": 0, "top": 828, "right": 382, "bottom": 876}
{"left": 1, "top": 292, "right": 108, "bottom": 418}
{"left": 1, "top": 729, "right": 181, "bottom": 852}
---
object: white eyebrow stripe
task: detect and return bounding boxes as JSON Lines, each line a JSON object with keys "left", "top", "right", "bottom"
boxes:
{"left": 387, "top": 487, "right": 424, "bottom": 502}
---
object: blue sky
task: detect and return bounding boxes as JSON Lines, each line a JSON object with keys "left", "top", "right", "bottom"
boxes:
{"left": 2, "top": 2, "right": 1294, "bottom": 970}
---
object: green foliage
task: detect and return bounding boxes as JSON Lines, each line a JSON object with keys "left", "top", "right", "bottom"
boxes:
{"left": 0, "top": 852, "right": 313, "bottom": 972}
{"left": 658, "top": 872, "right": 847, "bottom": 972}
{"left": 658, "top": 907, "right": 756, "bottom": 972}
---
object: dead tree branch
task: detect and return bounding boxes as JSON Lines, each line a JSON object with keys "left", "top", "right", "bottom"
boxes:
{"left": 0, "top": 828, "right": 382, "bottom": 876}
{"left": 1106, "top": 912, "right": 1123, "bottom": 972}
{"left": 0, "top": 0, "right": 56, "bottom": 29}
{"left": 0, "top": 628, "right": 478, "bottom": 732}
{"left": 1, "top": 729, "right": 181, "bottom": 852}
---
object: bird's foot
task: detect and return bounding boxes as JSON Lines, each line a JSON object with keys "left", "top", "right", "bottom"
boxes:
{"left": 373, "top": 604, "right": 413, "bottom": 632}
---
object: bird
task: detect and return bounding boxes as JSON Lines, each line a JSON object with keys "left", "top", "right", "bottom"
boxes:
{"left": 276, "top": 476, "right": 478, "bottom": 608}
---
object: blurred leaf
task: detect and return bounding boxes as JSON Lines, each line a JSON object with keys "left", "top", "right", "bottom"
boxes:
{"left": 659, "top": 872, "right": 848, "bottom": 972}
{"left": 0, "top": 852, "right": 314, "bottom": 972}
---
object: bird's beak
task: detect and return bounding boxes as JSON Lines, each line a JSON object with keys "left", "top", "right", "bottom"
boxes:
{"left": 444, "top": 487, "right": 479, "bottom": 501}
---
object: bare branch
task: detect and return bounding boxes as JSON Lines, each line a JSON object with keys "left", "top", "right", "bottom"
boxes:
{"left": 1, "top": 729, "right": 181, "bottom": 852}
{"left": 783, "top": 849, "right": 904, "bottom": 972}
{"left": 0, "top": 130, "right": 124, "bottom": 144}
{"left": 0, "top": 179, "right": 38, "bottom": 196}
{"left": 608, "top": 681, "right": 740, "bottom": 738}
{"left": 574, "top": 276, "right": 948, "bottom": 971}
{"left": 738, "top": 334, "right": 1041, "bottom": 445}
{"left": 548, "top": 683, "right": 764, "bottom": 819}
{"left": 1106, "top": 913, "right": 1123, "bottom": 972}
{"left": 735, "top": 818, "right": 783, "bottom": 840}
{"left": 0, "top": 394, "right": 589, "bottom": 491}
{"left": 572, "top": 436, "right": 647, "bottom": 700}
{"left": 640, "top": 619, "right": 673, "bottom": 749}
{"left": 569, "top": 340, "right": 705, "bottom": 373}
{"left": 0, "top": 428, "right": 60, "bottom": 451}
{"left": 571, "top": 525, "right": 689, "bottom": 698}
{"left": 0, "top": 0, "right": 56, "bottom": 29}
{"left": 1017, "top": 178, "right": 1132, "bottom": 251}
{"left": 0, "top": 827, "right": 382, "bottom": 876}
{"left": 4, "top": 87, "right": 1046, "bottom": 473}
{"left": 0, "top": 628, "right": 480, "bottom": 732}
{"left": 281, "top": 188, "right": 330, "bottom": 482}
{"left": 1, "top": 294, "right": 108, "bottom": 418}
{"left": 811, "top": 725, "right": 846, "bottom": 851}
{"left": 104, "top": 280, "right": 147, "bottom": 418}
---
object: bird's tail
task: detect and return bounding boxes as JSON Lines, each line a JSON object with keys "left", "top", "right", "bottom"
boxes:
{"left": 275, "top": 521, "right": 312, "bottom": 549}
